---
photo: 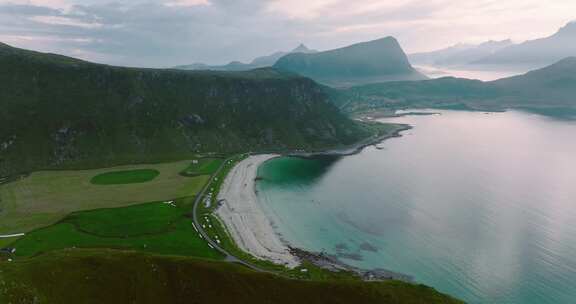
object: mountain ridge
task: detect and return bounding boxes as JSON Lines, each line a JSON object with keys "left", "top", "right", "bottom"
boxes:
{"left": 174, "top": 44, "right": 317, "bottom": 71}
{"left": 410, "top": 39, "right": 513, "bottom": 66}
{"left": 0, "top": 42, "right": 371, "bottom": 177}
{"left": 474, "top": 21, "right": 576, "bottom": 66}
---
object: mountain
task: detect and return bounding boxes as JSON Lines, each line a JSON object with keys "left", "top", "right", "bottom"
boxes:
{"left": 339, "top": 57, "right": 576, "bottom": 113}
{"left": 250, "top": 44, "right": 316, "bottom": 66}
{"left": 273, "top": 37, "right": 427, "bottom": 87}
{"left": 0, "top": 42, "right": 371, "bottom": 177}
{"left": 491, "top": 57, "right": 576, "bottom": 102}
{"left": 410, "top": 40, "right": 513, "bottom": 66}
{"left": 175, "top": 61, "right": 250, "bottom": 71}
{"left": 174, "top": 44, "right": 317, "bottom": 71}
{"left": 409, "top": 43, "right": 474, "bottom": 65}
{"left": 475, "top": 21, "right": 576, "bottom": 67}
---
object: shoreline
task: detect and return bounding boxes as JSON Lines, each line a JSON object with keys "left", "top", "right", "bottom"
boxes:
{"left": 289, "top": 247, "right": 413, "bottom": 282}
{"left": 214, "top": 125, "right": 415, "bottom": 279}
{"left": 290, "top": 123, "right": 412, "bottom": 158}
{"left": 215, "top": 154, "right": 299, "bottom": 268}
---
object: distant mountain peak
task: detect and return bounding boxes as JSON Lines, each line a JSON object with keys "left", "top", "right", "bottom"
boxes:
{"left": 175, "top": 43, "right": 317, "bottom": 71}
{"left": 474, "top": 21, "right": 576, "bottom": 66}
{"left": 291, "top": 43, "right": 313, "bottom": 53}
{"left": 557, "top": 20, "right": 576, "bottom": 35}
{"left": 551, "top": 56, "right": 576, "bottom": 66}
{"left": 274, "top": 36, "right": 426, "bottom": 87}
{"left": 338, "top": 36, "right": 402, "bottom": 52}
{"left": 371, "top": 36, "right": 399, "bottom": 44}
{"left": 479, "top": 39, "right": 513, "bottom": 47}
{"left": 454, "top": 42, "right": 473, "bottom": 48}
{"left": 409, "top": 39, "right": 514, "bottom": 66}
{"left": 377, "top": 36, "right": 396, "bottom": 41}
{"left": 0, "top": 42, "right": 13, "bottom": 50}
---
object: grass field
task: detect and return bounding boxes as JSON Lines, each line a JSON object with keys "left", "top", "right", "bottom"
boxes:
{"left": 90, "top": 169, "right": 160, "bottom": 185}
{"left": 0, "top": 237, "right": 19, "bottom": 249}
{"left": 0, "top": 249, "right": 463, "bottom": 304}
{"left": 0, "top": 160, "right": 209, "bottom": 234}
{"left": 11, "top": 199, "right": 222, "bottom": 259}
{"left": 179, "top": 158, "right": 224, "bottom": 177}
{"left": 66, "top": 201, "right": 183, "bottom": 237}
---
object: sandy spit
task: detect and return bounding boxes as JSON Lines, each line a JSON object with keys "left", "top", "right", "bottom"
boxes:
{"left": 215, "top": 154, "right": 299, "bottom": 268}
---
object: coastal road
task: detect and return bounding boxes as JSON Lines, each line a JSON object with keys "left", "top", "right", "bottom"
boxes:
{"left": 188, "top": 128, "right": 406, "bottom": 274}
{"left": 189, "top": 155, "right": 273, "bottom": 274}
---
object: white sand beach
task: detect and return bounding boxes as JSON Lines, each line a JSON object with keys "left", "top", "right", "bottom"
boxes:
{"left": 215, "top": 154, "right": 299, "bottom": 268}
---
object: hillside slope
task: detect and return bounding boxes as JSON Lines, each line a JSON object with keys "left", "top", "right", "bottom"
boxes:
{"left": 274, "top": 37, "right": 426, "bottom": 87}
{"left": 339, "top": 57, "right": 576, "bottom": 113}
{"left": 491, "top": 57, "right": 576, "bottom": 101}
{"left": 0, "top": 43, "right": 370, "bottom": 177}
{"left": 0, "top": 249, "right": 463, "bottom": 304}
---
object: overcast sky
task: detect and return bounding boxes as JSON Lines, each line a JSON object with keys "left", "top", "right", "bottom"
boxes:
{"left": 1, "top": 0, "right": 575, "bottom": 67}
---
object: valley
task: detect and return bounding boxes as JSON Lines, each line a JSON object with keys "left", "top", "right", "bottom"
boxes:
{"left": 1, "top": 10, "right": 575, "bottom": 303}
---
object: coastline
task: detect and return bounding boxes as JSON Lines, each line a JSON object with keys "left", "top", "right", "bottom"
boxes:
{"left": 214, "top": 124, "right": 414, "bottom": 278}
{"left": 215, "top": 154, "right": 299, "bottom": 268}
{"left": 290, "top": 123, "right": 412, "bottom": 158}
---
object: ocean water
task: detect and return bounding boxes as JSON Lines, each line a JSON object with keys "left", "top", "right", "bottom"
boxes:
{"left": 414, "top": 64, "right": 531, "bottom": 81}
{"left": 256, "top": 110, "right": 576, "bottom": 304}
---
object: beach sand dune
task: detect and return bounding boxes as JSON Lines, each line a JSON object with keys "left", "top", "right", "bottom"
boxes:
{"left": 216, "top": 154, "right": 299, "bottom": 268}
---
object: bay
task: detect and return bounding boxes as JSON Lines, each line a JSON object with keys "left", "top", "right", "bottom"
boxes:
{"left": 257, "top": 110, "right": 576, "bottom": 304}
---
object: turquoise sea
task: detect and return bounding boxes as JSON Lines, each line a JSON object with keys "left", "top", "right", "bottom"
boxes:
{"left": 256, "top": 110, "right": 576, "bottom": 304}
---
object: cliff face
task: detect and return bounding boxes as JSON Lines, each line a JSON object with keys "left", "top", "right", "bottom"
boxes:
{"left": 0, "top": 43, "right": 369, "bottom": 176}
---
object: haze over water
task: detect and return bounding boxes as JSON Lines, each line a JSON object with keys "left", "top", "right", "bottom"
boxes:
{"left": 257, "top": 110, "right": 576, "bottom": 304}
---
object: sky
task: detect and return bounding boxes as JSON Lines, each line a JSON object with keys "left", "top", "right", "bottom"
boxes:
{"left": 0, "top": 0, "right": 575, "bottom": 67}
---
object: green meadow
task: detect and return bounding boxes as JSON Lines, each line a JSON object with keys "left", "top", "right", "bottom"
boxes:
{"left": 11, "top": 199, "right": 222, "bottom": 260}
{"left": 66, "top": 201, "right": 183, "bottom": 237}
{"left": 179, "top": 158, "right": 224, "bottom": 176}
{"left": 90, "top": 169, "right": 160, "bottom": 185}
{"left": 0, "top": 160, "right": 209, "bottom": 234}
{"left": 0, "top": 237, "right": 19, "bottom": 249}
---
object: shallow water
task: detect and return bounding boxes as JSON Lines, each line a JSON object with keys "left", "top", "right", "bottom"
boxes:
{"left": 256, "top": 110, "right": 576, "bottom": 304}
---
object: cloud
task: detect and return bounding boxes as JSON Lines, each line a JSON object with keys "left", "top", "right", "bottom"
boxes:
{"left": 0, "top": 3, "right": 60, "bottom": 15}
{"left": 164, "top": 0, "right": 209, "bottom": 7}
{"left": 0, "top": 0, "right": 575, "bottom": 67}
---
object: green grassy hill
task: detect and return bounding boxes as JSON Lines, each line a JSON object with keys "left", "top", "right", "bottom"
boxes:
{"left": 0, "top": 43, "right": 372, "bottom": 177}
{"left": 0, "top": 249, "right": 463, "bottom": 304}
